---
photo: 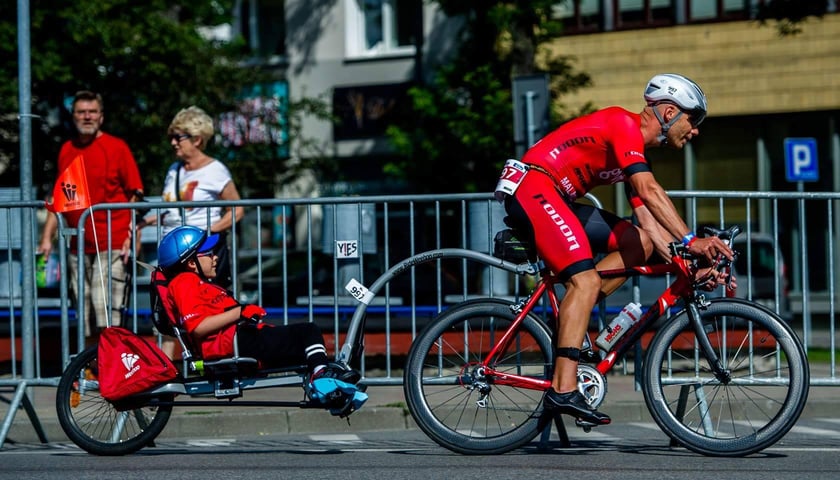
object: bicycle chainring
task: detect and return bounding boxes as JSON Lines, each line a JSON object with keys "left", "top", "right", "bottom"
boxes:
{"left": 576, "top": 364, "right": 607, "bottom": 409}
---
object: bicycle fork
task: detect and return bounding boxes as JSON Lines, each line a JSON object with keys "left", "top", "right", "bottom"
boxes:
{"left": 686, "top": 301, "right": 732, "bottom": 384}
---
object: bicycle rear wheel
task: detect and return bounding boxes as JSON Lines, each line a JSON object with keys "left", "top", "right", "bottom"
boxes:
{"left": 643, "top": 298, "right": 809, "bottom": 457}
{"left": 404, "top": 299, "right": 553, "bottom": 455}
{"left": 56, "top": 346, "right": 173, "bottom": 455}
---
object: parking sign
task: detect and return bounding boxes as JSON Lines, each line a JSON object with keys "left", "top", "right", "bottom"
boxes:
{"left": 784, "top": 137, "right": 819, "bottom": 182}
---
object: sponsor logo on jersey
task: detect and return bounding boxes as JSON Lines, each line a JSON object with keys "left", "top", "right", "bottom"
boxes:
{"left": 533, "top": 194, "right": 580, "bottom": 251}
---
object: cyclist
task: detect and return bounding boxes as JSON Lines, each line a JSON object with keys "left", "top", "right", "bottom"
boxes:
{"left": 156, "top": 225, "right": 364, "bottom": 408}
{"left": 495, "top": 73, "right": 733, "bottom": 425}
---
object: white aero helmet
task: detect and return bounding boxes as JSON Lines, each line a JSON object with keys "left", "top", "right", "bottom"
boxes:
{"left": 644, "top": 73, "right": 707, "bottom": 144}
{"left": 644, "top": 73, "right": 707, "bottom": 126}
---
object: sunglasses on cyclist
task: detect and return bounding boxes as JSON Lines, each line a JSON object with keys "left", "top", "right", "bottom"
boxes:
{"left": 682, "top": 108, "right": 706, "bottom": 128}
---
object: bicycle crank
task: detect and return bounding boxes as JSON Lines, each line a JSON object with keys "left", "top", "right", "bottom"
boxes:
{"left": 577, "top": 364, "right": 607, "bottom": 409}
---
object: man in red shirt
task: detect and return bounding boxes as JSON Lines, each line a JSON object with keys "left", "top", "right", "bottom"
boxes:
{"left": 495, "top": 74, "right": 733, "bottom": 425}
{"left": 39, "top": 91, "right": 144, "bottom": 339}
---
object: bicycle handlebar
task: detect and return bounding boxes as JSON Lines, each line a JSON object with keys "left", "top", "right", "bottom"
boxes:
{"left": 669, "top": 225, "right": 741, "bottom": 290}
{"left": 702, "top": 224, "right": 742, "bottom": 243}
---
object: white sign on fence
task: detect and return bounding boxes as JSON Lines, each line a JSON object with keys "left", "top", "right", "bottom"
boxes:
{"left": 336, "top": 240, "right": 359, "bottom": 258}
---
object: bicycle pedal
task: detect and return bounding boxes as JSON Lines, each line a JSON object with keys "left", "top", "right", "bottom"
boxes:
{"left": 574, "top": 418, "right": 598, "bottom": 432}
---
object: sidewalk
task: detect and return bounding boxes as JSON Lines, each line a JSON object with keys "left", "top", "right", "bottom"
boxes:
{"left": 2, "top": 369, "right": 837, "bottom": 446}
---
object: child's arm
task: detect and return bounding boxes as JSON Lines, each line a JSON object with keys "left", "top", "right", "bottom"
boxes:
{"left": 170, "top": 273, "right": 245, "bottom": 341}
{"left": 191, "top": 306, "right": 242, "bottom": 340}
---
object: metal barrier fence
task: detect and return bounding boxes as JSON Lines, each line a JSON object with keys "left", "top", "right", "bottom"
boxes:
{"left": 0, "top": 190, "right": 838, "bottom": 442}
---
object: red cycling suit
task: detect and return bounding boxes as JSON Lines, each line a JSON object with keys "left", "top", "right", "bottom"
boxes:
{"left": 502, "top": 106, "right": 652, "bottom": 281}
{"left": 167, "top": 271, "right": 328, "bottom": 369}
{"left": 167, "top": 271, "right": 240, "bottom": 360}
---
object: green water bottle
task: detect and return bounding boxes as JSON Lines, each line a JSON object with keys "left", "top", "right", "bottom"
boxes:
{"left": 35, "top": 254, "right": 47, "bottom": 288}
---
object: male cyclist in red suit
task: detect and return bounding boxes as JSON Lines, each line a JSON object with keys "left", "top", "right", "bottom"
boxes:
{"left": 495, "top": 74, "right": 733, "bottom": 425}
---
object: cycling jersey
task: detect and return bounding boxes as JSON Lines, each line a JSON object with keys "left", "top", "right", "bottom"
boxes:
{"left": 168, "top": 271, "right": 239, "bottom": 360}
{"left": 501, "top": 107, "right": 649, "bottom": 280}
{"left": 521, "top": 107, "right": 650, "bottom": 201}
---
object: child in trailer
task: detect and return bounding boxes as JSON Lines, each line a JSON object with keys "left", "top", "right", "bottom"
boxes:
{"left": 156, "top": 225, "right": 366, "bottom": 414}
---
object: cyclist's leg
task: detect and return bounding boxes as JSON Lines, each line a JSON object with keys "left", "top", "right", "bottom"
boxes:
{"left": 237, "top": 322, "right": 329, "bottom": 373}
{"left": 509, "top": 178, "right": 609, "bottom": 424}
{"left": 544, "top": 268, "right": 612, "bottom": 424}
{"left": 571, "top": 203, "right": 653, "bottom": 298}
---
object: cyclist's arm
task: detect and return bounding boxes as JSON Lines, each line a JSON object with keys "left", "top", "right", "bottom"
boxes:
{"left": 631, "top": 202, "right": 673, "bottom": 261}
{"left": 627, "top": 171, "right": 732, "bottom": 261}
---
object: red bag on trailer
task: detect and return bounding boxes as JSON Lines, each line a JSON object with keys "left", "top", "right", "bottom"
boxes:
{"left": 98, "top": 326, "right": 177, "bottom": 402}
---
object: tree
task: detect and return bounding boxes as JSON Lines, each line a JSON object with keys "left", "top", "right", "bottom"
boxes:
{"left": 384, "top": 0, "right": 592, "bottom": 194}
{"left": 758, "top": 0, "right": 829, "bottom": 36}
{"left": 1, "top": 0, "right": 332, "bottom": 198}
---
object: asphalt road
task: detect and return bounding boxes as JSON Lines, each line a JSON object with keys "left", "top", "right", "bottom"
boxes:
{"left": 2, "top": 419, "right": 840, "bottom": 480}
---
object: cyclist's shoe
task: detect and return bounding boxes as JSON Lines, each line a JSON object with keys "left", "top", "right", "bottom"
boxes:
{"left": 308, "top": 369, "right": 368, "bottom": 417}
{"left": 311, "top": 363, "right": 362, "bottom": 386}
{"left": 543, "top": 389, "right": 611, "bottom": 425}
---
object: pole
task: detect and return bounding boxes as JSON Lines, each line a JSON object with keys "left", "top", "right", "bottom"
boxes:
{"left": 17, "top": 0, "right": 35, "bottom": 382}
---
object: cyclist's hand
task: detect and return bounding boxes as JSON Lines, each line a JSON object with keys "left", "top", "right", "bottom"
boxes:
{"left": 688, "top": 236, "right": 733, "bottom": 263}
{"left": 695, "top": 266, "right": 738, "bottom": 292}
{"left": 240, "top": 304, "right": 267, "bottom": 323}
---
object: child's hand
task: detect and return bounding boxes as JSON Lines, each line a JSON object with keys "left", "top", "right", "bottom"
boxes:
{"left": 240, "top": 304, "right": 267, "bottom": 323}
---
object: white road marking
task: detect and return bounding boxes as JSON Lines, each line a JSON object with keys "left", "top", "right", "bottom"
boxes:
{"left": 628, "top": 422, "right": 664, "bottom": 431}
{"left": 186, "top": 438, "right": 237, "bottom": 447}
{"left": 309, "top": 434, "right": 363, "bottom": 444}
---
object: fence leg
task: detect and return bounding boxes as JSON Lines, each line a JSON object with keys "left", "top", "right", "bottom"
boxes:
{"left": 0, "top": 381, "right": 48, "bottom": 448}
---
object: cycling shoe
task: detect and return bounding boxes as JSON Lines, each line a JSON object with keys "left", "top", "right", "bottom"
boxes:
{"left": 331, "top": 390, "right": 369, "bottom": 418}
{"left": 543, "top": 389, "right": 611, "bottom": 425}
{"left": 311, "top": 362, "right": 362, "bottom": 385}
{"left": 309, "top": 377, "right": 368, "bottom": 417}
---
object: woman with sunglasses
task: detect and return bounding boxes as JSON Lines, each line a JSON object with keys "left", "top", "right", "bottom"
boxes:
{"left": 141, "top": 106, "right": 244, "bottom": 288}
{"left": 140, "top": 106, "right": 244, "bottom": 357}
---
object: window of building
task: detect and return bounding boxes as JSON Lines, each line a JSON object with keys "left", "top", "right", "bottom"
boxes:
{"left": 551, "top": 0, "right": 837, "bottom": 34}
{"left": 688, "top": 0, "right": 757, "bottom": 22}
{"left": 345, "top": 0, "right": 418, "bottom": 58}
{"left": 615, "top": 0, "right": 676, "bottom": 29}
{"left": 554, "top": 0, "right": 603, "bottom": 33}
{"left": 233, "top": 0, "right": 287, "bottom": 62}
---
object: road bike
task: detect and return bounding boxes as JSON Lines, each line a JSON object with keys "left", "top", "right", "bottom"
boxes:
{"left": 400, "top": 225, "right": 809, "bottom": 457}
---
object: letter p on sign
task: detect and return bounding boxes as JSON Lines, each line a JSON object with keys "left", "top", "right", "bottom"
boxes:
{"left": 784, "top": 137, "right": 819, "bottom": 183}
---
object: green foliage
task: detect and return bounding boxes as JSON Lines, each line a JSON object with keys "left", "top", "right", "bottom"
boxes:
{"left": 757, "top": 0, "right": 828, "bottom": 36}
{"left": 384, "top": 0, "right": 591, "bottom": 193}
{"left": 385, "top": 63, "right": 513, "bottom": 193}
{"left": 1, "top": 0, "right": 332, "bottom": 198}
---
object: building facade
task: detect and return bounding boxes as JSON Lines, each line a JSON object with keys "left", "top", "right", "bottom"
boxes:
{"left": 233, "top": 1, "right": 840, "bottom": 292}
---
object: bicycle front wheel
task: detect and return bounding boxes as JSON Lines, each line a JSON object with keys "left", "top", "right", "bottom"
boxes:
{"left": 404, "top": 299, "right": 553, "bottom": 455}
{"left": 56, "top": 346, "right": 173, "bottom": 455}
{"left": 643, "top": 298, "right": 809, "bottom": 457}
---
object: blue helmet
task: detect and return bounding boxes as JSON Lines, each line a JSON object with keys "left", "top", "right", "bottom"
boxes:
{"left": 157, "top": 226, "right": 220, "bottom": 269}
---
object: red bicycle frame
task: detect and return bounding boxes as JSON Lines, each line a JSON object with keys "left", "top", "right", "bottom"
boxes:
{"left": 481, "top": 252, "right": 697, "bottom": 390}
